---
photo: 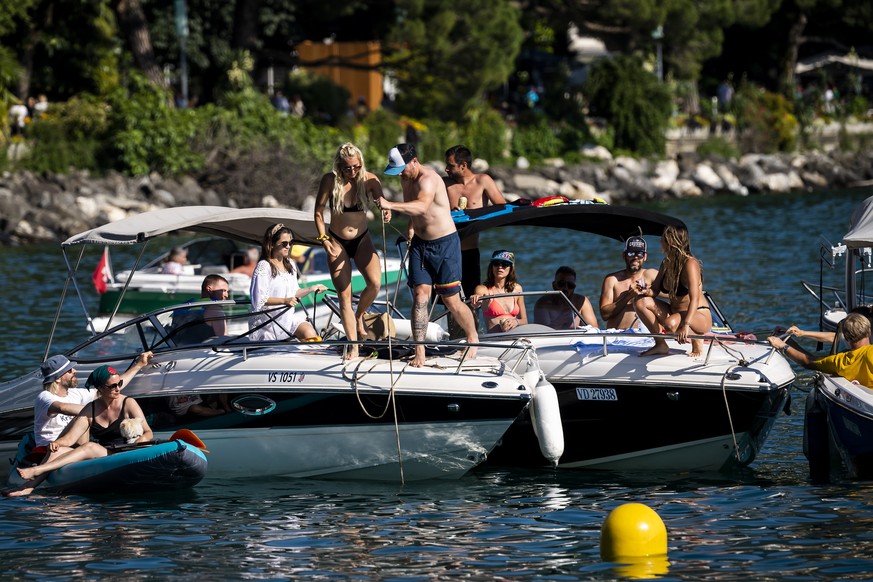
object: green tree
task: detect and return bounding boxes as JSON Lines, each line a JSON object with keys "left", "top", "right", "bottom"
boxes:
{"left": 585, "top": 54, "right": 672, "bottom": 156}
{"left": 385, "top": 0, "right": 523, "bottom": 121}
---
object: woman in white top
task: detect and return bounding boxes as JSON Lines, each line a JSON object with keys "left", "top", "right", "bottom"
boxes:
{"left": 249, "top": 223, "right": 327, "bottom": 341}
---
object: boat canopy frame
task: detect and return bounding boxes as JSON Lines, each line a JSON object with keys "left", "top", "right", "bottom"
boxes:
{"left": 50, "top": 207, "right": 324, "bottom": 360}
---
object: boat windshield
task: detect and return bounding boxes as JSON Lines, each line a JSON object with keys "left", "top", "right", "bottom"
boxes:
{"left": 66, "top": 300, "right": 308, "bottom": 363}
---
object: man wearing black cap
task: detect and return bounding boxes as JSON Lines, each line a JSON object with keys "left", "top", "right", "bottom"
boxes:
{"left": 599, "top": 235, "right": 659, "bottom": 329}
{"left": 376, "top": 143, "right": 479, "bottom": 366}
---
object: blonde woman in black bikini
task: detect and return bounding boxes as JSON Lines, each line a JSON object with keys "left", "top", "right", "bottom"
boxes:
{"left": 314, "top": 143, "right": 390, "bottom": 358}
{"left": 471, "top": 250, "right": 528, "bottom": 333}
{"left": 633, "top": 225, "right": 711, "bottom": 357}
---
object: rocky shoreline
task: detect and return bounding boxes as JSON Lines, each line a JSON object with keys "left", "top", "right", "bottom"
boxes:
{"left": 1, "top": 149, "right": 872, "bottom": 246}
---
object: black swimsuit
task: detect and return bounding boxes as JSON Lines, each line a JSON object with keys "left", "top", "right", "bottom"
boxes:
{"left": 329, "top": 228, "right": 368, "bottom": 258}
{"left": 90, "top": 397, "right": 129, "bottom": 446}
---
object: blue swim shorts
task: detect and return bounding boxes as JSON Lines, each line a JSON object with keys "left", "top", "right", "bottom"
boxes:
{"left": 407, "top": 232, "right": 463, "bottom": 296}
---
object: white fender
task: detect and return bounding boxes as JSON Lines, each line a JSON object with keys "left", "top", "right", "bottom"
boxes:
{"left": 529, "top": 375, "right": 564, "bottom": 467}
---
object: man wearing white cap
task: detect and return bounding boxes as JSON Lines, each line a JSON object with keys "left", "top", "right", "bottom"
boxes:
{"left": 376, "top": 143, "right": 479, "bottom": 366}
{"left": 599, "top": 235, "right": 659, "bottom": 329}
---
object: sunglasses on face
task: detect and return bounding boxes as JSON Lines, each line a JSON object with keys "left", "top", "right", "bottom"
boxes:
{"left": 493, "top": 261, "right": 512, "bottom": 269}
{"left": 554, "top": 280, "right": 576, "bottom": 290}
{"left": 102, "top": 380, "right": 124, "bottom": 390}
{"left": 625, "top": 251, "right": 645, "bottom": 258}
{"left": 278, "top": 240, "right": 292, "bottom": 248}
{"left": 342, "top": 164, "right": 362, "bottom": 172}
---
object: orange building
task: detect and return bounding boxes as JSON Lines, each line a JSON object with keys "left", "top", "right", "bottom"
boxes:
{"left": 295, "top": 40, "right": 383, "bottom": 112}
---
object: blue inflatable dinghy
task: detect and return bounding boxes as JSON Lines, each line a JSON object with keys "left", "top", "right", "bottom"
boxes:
{"left": 6, "top": 433, "right": 208, "bottom": 495}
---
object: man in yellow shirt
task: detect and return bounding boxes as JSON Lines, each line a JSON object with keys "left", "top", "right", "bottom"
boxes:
{"left": 768, "top": 312, "right": 873, "bottom": 387}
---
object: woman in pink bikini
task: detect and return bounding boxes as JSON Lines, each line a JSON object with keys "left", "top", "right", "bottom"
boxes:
{"left": 471, "top": 250, "right": 528, "bottom": 333}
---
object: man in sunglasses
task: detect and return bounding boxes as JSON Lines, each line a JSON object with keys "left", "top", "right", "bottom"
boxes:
{"left": 533, "top": 266, "right": 599, "bottom": 329}
{"left": 4, "top": 352, "right": 154, "bottom": 496}
{"left": 599, "top": 235, "right": 659, "bottom": 329}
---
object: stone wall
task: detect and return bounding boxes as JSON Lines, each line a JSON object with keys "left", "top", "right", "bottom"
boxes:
{"left": 1, "top": 148, "right": 871, "bottom": 246}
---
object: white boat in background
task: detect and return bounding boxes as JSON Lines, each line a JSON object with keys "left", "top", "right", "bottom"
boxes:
{"left": 0, "top": 206, "right": 554, "bottom": 483}
{"left": 447, "top": 200, "right": 796, "bottom": 472}
{"left": 87, "top": 207, "right": 403, "bottom": 327}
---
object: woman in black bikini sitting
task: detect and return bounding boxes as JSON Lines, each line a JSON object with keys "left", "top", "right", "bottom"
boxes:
{"left": 314, "top": 143, "right": 391, "bottom": 359}
{"left": 14, "top": 365, "right": 153, "bottom": 493}
{"left": 632, "top": 225, "right": 712, "bottom": 357}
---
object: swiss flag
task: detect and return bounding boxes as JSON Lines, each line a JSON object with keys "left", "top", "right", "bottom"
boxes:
{"left": 92, "top": 246, "right": 113, "bottom": 294}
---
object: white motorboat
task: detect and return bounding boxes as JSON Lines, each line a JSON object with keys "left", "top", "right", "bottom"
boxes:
{"left": 0, "top": 207, "right": 555, "bottom": 482}
{"left": 447, "top": 200, "right": 796, "bottom": 472}
{"left": 801, "top": 194, "right": 873, "bottom": 480}
{"left": 802, "top": 195, "right": 873, "bottom": 333}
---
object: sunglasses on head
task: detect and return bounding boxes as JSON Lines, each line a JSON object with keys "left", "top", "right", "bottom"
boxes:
{"left": 102, "top": 380, "right": 123, "bottom": 390}
{"left": 493, "top": 261, "right": 512, "bottom": 269}
{"left": 554, "top": 280, "right": 576, "bottom": 290}
{"left": 625, "top": 251, "right": 645, "bottom": 258}
{"left": 278, "top": 240, "right": 292, "bottom": 248}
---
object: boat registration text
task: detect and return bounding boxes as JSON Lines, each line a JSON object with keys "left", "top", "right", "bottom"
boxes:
{"left": 575, "top": 387, "right": 618, "bottom": 401}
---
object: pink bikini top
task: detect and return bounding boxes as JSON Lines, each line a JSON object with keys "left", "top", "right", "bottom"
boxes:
{"left": 482, "top": 288, "right": 520, "bottom": 319}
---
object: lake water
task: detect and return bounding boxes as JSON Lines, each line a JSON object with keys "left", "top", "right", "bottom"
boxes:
{"left": 2, "top": 188, "right": 873, "bottom": 579}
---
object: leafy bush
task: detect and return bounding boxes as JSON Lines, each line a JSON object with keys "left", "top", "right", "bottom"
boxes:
{"left": 15, "top": 95, "right": 109, "bottom": 173}
{"left": 102, "top": 73, "right": 204, "bottom": 175}
{"left": 284, "top": 70, "right": 351, "bottom": 126}
{"left": 458, "top": 105, "right": 510, "bottom": 163}
{"left": 734, "top": 83, "right": 798, "bottom": 153}
{"left": 510, "top": 115, "right": 563, "bottom": 161}
{"left": 696, "top": 136, "right": 740, "bottom": 159}
{"left": 359, "top": 108, "right": 404, "bottom": 168}
{"left": 584, "top": 55, "right": 672, "bottom": 156}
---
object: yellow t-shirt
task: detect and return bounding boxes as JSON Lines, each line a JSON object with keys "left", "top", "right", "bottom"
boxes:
{"left": 811, "top": 344, "right": 873, "bottom": 388}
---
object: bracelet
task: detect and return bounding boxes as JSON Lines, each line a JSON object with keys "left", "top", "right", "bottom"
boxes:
{"left": 317, "top": 234, "right": 330, "bottom": 242}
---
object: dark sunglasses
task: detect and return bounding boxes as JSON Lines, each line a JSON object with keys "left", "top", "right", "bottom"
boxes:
{"left": 492, "top": 261, "right": 513, "bottom": 269}
{"left": 278, "top": 240, "right": 292, "bottom": 248}
{"left": 554, "top": 280, "right": 576, "bottom": 290}
{"left": 625, "top": 251, "right": 645, "bottom": 258}
{"left": 102, "top": 380, "right": 124, "bottom": 390}
{"left": 342, "top": 164, "right": 362, "bottom": 172}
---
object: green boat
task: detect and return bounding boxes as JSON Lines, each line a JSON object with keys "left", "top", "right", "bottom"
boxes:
{"left": 86, "top": 206, "right": 405, "bottom": 329}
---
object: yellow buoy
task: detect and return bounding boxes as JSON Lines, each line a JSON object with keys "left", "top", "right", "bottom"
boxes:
{"left": 600, "top": 503, "right": 668, "bottom": 560}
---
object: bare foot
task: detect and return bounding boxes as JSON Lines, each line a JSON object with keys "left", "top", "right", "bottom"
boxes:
{"left": 344, "top": 345, "right": 359, "bottom": 360}
{"left": 463, "top": 346, "right": 477, "bottom": 361}
{"left": 3, "top": 487, "right": 34, "bottom": 497}
{"left": 639, "top": 341, "right": 670, "bottom": 357}
{"left": 410, "top": 346, "right": 426, "bottom": 367}
{"left": 689, "top": 339, "right": 706, "bottom": 357}
{"left": 357, "top": 317, "right": 368, "bottom": 340}
{"left": 16, "top": 466, "right": 38, "bottom": 481}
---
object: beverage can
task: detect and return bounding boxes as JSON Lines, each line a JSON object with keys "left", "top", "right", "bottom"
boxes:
{"left": 458, "top": 196, "right": 468, "bottom": 210}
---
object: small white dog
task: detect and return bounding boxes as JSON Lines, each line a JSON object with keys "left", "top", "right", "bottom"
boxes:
{"left": 120, "top": 418, "right": 144, "bottom": 444}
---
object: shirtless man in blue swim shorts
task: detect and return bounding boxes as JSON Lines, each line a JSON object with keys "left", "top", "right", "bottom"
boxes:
{"left": 377, "top": 143, "right": 479, "bottom": 366}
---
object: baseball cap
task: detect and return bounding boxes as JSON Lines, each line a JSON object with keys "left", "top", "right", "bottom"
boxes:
{"left": 624, "top": 236, "right": 647, "bottom": 254}
{"left": 41, "top": 355, "right": 77, "bottom": 384}
{"left": 491, "top": 250, "right": 514, "bottom": 264}
{"left": 384, "top": 144, "right": 416, "bottom": 175}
